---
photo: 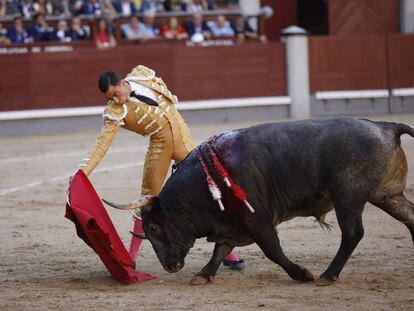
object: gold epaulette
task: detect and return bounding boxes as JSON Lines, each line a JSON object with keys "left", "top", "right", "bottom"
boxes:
{"left": 127, "top": 65, "right": 156, "bottom": 81}
{"left": 125, "top": 65, "right": 178, "bottom": 104}
{"left": 103, "top": 102, "right": 128, "bottom": 126}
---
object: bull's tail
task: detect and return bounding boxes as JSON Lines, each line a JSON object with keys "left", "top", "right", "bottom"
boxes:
{"left": 395, "top": 123, "right": 414, "bottom": 139}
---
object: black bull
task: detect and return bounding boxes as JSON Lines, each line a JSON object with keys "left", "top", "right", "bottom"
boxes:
{"left": 107, "top": 118, "right": 414, "bottom": 285}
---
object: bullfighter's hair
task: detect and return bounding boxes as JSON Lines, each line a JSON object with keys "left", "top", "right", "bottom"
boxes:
{"left": 98, "top": 71, "right": 121, "bottom": 93}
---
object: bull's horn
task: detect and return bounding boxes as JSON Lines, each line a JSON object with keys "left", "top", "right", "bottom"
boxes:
{"left": 102, "top": 195, "right": 155, "bottom": 210}
{"left": 130, "top": 230, "right": 147, "bottom": 240}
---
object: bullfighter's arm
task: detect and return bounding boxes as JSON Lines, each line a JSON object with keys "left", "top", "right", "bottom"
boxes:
{"left": 78, "top": 120, "right": 119, "bottom": 176}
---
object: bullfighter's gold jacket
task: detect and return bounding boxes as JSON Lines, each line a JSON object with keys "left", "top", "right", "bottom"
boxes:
{"left": 79, "top": 65, "right": 195, "bottom": 177}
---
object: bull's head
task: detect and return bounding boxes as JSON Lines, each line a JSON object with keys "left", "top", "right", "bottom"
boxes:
{"left": 103, "top": 195, "right": 195, "bottom": 273}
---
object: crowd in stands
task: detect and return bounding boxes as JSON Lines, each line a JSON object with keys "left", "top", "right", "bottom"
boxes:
{"left": 0, "top": 0, "right": 266, "bottom": 47}
{"left": 0, "top": 0, "right": 238, "bottom": 18}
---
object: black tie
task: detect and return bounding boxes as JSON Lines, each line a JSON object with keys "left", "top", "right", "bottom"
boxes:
{"left": 130, "top": 91, "right": 159, "bottom": 106}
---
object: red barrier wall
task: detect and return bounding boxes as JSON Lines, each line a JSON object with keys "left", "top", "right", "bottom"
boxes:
{"left": 309, "top": 34, "right": 414, "bottom": 92}
{"left": 309, "top": 35, "right": 388, "bottom": 92}
{"left": 0, "top": 41, "right": 286, "bottom": 111}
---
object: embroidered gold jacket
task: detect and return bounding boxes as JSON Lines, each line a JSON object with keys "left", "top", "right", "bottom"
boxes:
{"left": 79, "top": 65, "right": 194, "bottom": 176}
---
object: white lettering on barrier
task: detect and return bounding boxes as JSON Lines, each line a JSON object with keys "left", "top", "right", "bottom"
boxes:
{"left": 31, "top": 46, "right": 41, "bottom": 53}
{"left": 185, "top": 39, "right": 234, "bottom": 48}
{"left": 0, "top": 47, "right": 28, "bottom": 54}
{"left": 44, "top": 45, "right": 74, "bottom": 53}
{"left": 0, "top": 45, "right": 74, "bottom": 55}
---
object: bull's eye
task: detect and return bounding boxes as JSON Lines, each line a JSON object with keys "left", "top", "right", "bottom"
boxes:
{"left": 149, "top": 224, "right": 157, "bottom": 232}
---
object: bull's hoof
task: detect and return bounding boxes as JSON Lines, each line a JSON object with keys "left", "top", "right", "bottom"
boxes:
{"left": 299, "top": 266, "right": 316, "bottom": 282}
{"left": 315, "top": 276, "right": 337, "bottom": 286}
{"left": 190, "top": 274, "right": 211, "bottom": 285}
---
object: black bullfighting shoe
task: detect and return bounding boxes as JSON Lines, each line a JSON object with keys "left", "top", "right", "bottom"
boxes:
{"left": 223, "top": 259, "right": 245, "bottom": 270}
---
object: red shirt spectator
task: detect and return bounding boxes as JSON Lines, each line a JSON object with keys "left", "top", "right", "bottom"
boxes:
{"left": 160, "top": 16, "right": 188, "bottom": 40}
{"left": 95, "top": 18, "right": 116, "bottom": 49}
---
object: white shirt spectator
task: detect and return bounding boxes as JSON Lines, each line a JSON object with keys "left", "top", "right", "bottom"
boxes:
{"left": 121, "top": 1, "right": 131, "bottom": 15}
{"left": 207, "top": 15, "right": 235, "bottom": 37}
{"left": 138, "top": 21, "right": 158, "bottom": 38}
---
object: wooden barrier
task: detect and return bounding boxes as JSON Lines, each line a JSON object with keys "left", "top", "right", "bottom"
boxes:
{"left": 309, "top": 34, "right": 414, "bottom": 93}
{"left": 388, "top": 34, "right": 414, "bottom": 89}
{"left": 329, "top": 0, "right": 400, "bottom": 36}
{"left": 309, "top": 35, "right": 389, "bottom": 93}
{"left": 0, "top": 41, "right": 286, "bottom": 111}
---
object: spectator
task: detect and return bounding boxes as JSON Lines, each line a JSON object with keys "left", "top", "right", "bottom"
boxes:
{"left": 49, "top": 0, "right": 70, "bottom": 16}
{"left": 139, "top": 0, "right": 163, "bottom": 14}
{"left": 160, "top": 16, "right": 188, "bottom": 40}
{"left": 6, "top": 15, "right": 33, "bottom": 43}
{"left": 29, "top": 13, "right": 53, "bottom": 41}
{"left": 224, "top": 0, "right": 238, "bottom": 10}
{"left": 0, "top": 22, "right": 11, "bottom": 44}
{"left": 95, "top": 17, "right": 116, "bottom": 48}
{"left": 0, "top": 0, "right": 21, "bottom": 16}
{"left": 66, "top": 16, "right": 88, "bottom": 40}
{"left": 112, "top": 0, "right": 136, "bottom": 16}
{"left": 131, "top": 0, "right": 140, "bottom": 9}
{"left": 205, "top": 0, "right": 216, "bottom": 10}
{"left": 121, "top": 15, "right": 143, "bottom": 40}
{"left": 184, "top": 12, "right": 211, "bottom": 40}
{"left": 32, "top": 0, "right": 52, "bottom": 16}
{"left": 100, "top": 0, "right": 115, "bottom": 16}
{"left": 163, "top": 0, "right": 184, "bottom": 12}
{"left": 138, "top": 10, "right": 159, "bottom": 39}
{"left": 81, "top": 0, "right": 102, "bottom": 15}
{"left": 19, "top": 0, "right": 35, "bottom": 18}
{"left": 231, "top": 15, "right": 257, "bottom": 42}
{"left": 183, "top": 0, "right": 207, "bottom": 13}
{"left": 207, "top": 14, "right": 234, "bottom": 38}
{"left": 206, "top": 0, "right": 238, "bottom": 10}
{"left": 212, "top": 0, "right": 238, "bottom": 10}
{"left": 51, "top": 19, "right": 71, "bottom": 41}
{"left": 69, "top": 0, "right": 83, "bottom": 15}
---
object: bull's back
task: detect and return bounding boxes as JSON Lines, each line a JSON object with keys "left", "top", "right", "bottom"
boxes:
{"left": 211, "top": 118, "right": 402, "bottom": 207}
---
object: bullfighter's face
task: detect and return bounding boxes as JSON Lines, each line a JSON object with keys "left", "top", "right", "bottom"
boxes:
{"left": 140, "top": 200, "right": 195, "bottom": 273}
{"left": 105, "top": 79, "right": 131, "bottom": 105}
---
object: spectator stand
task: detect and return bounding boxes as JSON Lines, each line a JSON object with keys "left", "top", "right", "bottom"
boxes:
{"left": 112, "top": 10, "right": 254, "bottom": 44}
{"left": 0, "top": 9, "right": 265, "bottom": 47}
{"left": 0, "top": 14, "right": 94, "bottom": 43}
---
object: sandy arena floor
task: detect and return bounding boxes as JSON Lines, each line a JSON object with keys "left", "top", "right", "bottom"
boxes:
{"left": 1, "top": 114, "right": 413, "bottom": 310}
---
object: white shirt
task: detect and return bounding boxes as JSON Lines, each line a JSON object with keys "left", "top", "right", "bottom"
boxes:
{"left": 127, "top": 80, "right": 157, "bottom": 102}
{"left": 121, "top": 2, "right": 132, "bottom": 16}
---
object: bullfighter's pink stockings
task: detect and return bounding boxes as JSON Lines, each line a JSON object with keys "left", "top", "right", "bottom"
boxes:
{"left": 129, "top": 218, "right": 241, "bottom": 264}
{"left": 129, "top": 219, "right": 144, "bottom": 262}
{"left": 224, "top": 251, "right": 240, "bottom": 262}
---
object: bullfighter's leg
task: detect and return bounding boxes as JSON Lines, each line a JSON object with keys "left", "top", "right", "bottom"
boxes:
{"left": 370, "top": 193, "right": 414, "bottom": 245}
{"left": 252, "top": 225, "right": 315, "bottom": 282}
{"left": 190, "top": 243, "right": 233, "bottom": 285}
{"left": 317, "top": 200, "right": 365, "bottom": 286}
{"left": 130, "top": 126, "right": 174, "bottom": 262}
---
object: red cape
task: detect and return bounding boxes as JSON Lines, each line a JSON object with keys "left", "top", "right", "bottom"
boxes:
{"left": 65, "top": 170, "right": 156, "bottom": 284}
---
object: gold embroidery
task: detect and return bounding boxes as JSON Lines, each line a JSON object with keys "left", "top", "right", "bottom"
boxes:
{"left": 137, "top": 113, "right": 148, "bottom": 124}
{"left": 79, "top": 120, "right": 119, "bottom": 176}
{"left": 103, "top": 103, "right": 128, "bottom": 126}
{"left": 127, "top": 65, "right": 155, "bottom": 81}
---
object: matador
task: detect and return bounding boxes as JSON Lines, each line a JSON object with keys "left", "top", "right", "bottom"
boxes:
{"left": 76, "top": 65, "right": 244, "bottom": 270}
